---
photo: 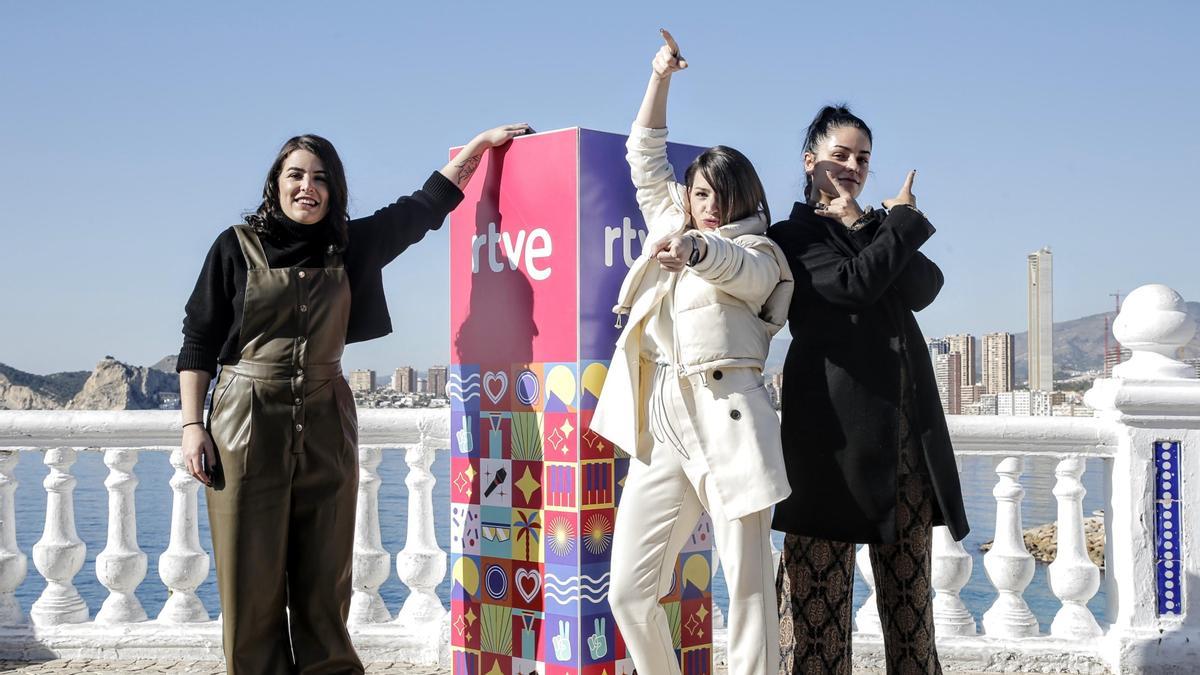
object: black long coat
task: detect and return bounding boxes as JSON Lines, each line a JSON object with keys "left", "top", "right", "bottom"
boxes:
{"left": 768, "top": 202, "right": 969, "bottom": 544}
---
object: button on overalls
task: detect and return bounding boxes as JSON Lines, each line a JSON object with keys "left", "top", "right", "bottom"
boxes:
{"left": 206, "top": 225, "right": 362, "bottom": 675}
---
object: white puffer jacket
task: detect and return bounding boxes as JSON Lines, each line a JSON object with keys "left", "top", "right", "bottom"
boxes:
{"left": 590, "top": 125, "right": 793, "bottom": 520}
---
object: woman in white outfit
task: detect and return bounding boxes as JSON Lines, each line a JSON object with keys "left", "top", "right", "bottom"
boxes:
{"left": 589, "top": 30, "right": 793, "bottom": 675}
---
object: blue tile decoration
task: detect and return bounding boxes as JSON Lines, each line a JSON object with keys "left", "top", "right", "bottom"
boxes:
{"left": 1155, "top": 440, "right": 1183, "bottom": 616}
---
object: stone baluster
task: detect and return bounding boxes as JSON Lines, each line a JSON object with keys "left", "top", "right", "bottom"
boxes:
{"left": 1048, "top": 456, "right": 1102, "bottom": 638}
{"left": 30, "top": 448, "right": 88, "bottom": 625}
{"left": 157, "top": 448, "right": 210, "bottom": 622}
{"left": 394, "top": 425, "right": 448, "bottom": 625}
{"left": 931, "top": 525, "right": 977, "bottom": 635}
{"left": 854, "top": 545, "right": 882, "bottom": 634}
{"left": 0, "top": 451, "right": 27, "bottom": 624}
{"left": 932, "top": 456, "right": 976, "bottom": 636}
{"left": 95, "top": 449, "right": 148, "bottom": 623}
{"left": 349, "top": 446, "right": 391, "bottom": 625}
{"left": 982, "top": 456, "right": 1038, "bottom": 637}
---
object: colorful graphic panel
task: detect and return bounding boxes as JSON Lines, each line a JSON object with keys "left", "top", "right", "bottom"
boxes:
{"left": 451, "top": 128, "right": 714, "bottom": 674}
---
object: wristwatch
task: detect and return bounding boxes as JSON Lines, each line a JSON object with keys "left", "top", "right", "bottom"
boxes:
{"left": 685, "top": 235, "right": 703, "bottom": 267}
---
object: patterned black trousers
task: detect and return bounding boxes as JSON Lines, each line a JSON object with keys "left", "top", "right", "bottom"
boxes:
{"left": 776, "top": 413, "right": 942, "bottom": 675}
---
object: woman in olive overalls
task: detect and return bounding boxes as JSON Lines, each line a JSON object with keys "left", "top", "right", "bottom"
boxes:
{"left": 178, "top": 125, "right": 529, "bottom": 674}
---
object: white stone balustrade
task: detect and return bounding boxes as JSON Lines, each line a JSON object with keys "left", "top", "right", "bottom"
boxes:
{"left": 30, "top": 448, "right": 88, "bottom": 626}
{"left": 0, "top": 451, "right": 26, "bottom": 625}
{"left": 982, "top": 456, "right": 1039, "bottom": 638}
{"left": 350, "top": 446, "right": 391, "bottom": 625}
{"left": 95, "top": 448, "right": 147, "bottom": 623}
{"left": 156, "top": 448, "right": 209, "bottom": 624}
{"left": 854, "top": 545, "right": 882, "bottom": 634}
{"left": 394, "top": 418, "right": 448, "bottom": 626}
{"left": 931, "top": 453, "right": 976, "bottom": 637}
{"left": 1048, "top": 456, "right": 1102, "bottom": 638}
{"left": 0, "top": 284, "right": 1194, "bottom": 673}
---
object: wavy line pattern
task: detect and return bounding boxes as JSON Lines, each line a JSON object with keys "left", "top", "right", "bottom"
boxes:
{"left": 447, "top": 373, "right": 481, "bottom": 402}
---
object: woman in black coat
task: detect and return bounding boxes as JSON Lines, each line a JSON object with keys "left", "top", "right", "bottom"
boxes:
{"left": 768, "top": 105, "right": 968, "bottom": 674}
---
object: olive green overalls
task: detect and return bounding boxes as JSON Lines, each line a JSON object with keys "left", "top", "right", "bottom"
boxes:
{"left": 206, "top": 225, "right": 362, "bottom": 675}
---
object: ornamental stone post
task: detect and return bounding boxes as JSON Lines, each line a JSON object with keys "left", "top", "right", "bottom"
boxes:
{"left": 1086, "top": 284, "right": 1200, "bottom": 672}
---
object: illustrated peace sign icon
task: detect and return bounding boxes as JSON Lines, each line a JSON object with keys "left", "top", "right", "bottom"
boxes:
{"left": 587, "top": 617, "right": 608, "bottom": 658}
{"left": 552, "top": 619, "right": 572, "bottom": 660}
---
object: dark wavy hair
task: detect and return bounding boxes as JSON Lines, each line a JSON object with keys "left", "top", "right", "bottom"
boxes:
{"left": 802, "top": 104, "right": 873, "bottom": 200}
{"left": 684, "top": 145, "right": 770, "bottom": 226}
{"left": 245, "top": 134, "right": 349, "bottom": 251}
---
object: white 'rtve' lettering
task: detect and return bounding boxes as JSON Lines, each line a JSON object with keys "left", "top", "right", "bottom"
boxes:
{"left": 470, "top": 222, "right": 553, "bottom": 281}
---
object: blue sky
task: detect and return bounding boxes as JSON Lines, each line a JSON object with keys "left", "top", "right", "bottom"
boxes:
{"left": 2, "top": 2, "right": 1197, "bottom": 376}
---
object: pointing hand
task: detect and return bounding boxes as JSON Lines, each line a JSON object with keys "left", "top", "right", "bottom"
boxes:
{"left": 652, "top": 28, "right": 688, "bottom": 78}
{"left": 882, "top": 170, "right": 917, "bottom": 210}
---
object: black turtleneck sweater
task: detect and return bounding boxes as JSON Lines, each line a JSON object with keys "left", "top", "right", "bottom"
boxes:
{"left": 178, "top": 172, "right": 463, "bottom": 376}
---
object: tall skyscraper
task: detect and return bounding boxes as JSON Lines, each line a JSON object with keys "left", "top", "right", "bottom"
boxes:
{"left": 946, "top": 333, "right": 977, "bottom": 390}
{"left": 927, "top": 337, "right": 949, "bottom": 359}
{"left": 349, "top": 369, "right": 377, "bottom": 393}
{"left": 1027, "top": 247, "right": 1054, "bottom": 392}
{"left": 933, "top": 352, "right": 962, "bottom": 415}
{"left": 392, "top": 366, "right": 416, "bottom": 393}
{"left": 427, "top": 365, "right": 449, "bottom": 398}
{"left": 983, "top": 332, "right": 1015, "bottom": 394}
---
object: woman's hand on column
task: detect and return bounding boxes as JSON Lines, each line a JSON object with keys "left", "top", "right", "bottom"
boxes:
{"left": 441, "top": 123, "right": 534, "bottom": 191}
{"left": 882, "top": 170, "right": 918, "bottom": 210}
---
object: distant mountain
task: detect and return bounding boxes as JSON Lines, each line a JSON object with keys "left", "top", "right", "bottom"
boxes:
{"left": 151, "top": 354, "right": 178, "bottom": 373}
{"left": 764, "top": 302, "right": 1200, "bottom": 380}
{"left": 1011, "top": 302, "right": 1199, "bottom": 381}
{"left": 0, "top": 363, "right": 88, "bottom": 409}
{"left": 0, "top": 355, "right": 179, "bottom": 410}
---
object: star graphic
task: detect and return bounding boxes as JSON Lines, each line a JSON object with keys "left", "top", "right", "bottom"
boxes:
{"left": 685, "top": 605, "right": 709, "bottom": 636}
{"left": 515, "top": 466, "right": 541, "bottom": 502}
{"left": 548, "top": 428, "right": 565, "bottom": 451}
{"left": 465, "top": 606, "right": 478, "bottom": 626}
{"left": 559, "top": 418, "right": 575, "bottom": 437}
{"left": 453, "top": 615, "right": 467, "bottom": 636}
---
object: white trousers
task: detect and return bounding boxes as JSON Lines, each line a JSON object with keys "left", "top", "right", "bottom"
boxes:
{"left": 609, "top": 366, "right": 779, "bottom": 675}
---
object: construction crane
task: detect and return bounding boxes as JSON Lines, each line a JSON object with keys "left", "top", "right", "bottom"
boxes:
{"left": 1104, "top": 291, "right": 1122, "bottom": 377}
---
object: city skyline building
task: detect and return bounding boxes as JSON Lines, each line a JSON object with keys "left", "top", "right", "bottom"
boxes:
{"left": 933, "top": 352, "right": 962, "bottom": 415}
{"left": 349, "top": 369, "right": 377, "bottom": 393}
{"left": 427, "top": 365, "right": 448, "bottom": 398}
{"left": 927, "top": 337, "right": 949, "bottom": 359}
{"left": 998, "top": 389, "right": 1052, "bottom": 416}
{"left": 945, "top": 333, "right": 977, "bottom": 389}
{"left": 392, "top": 366, "right": 417, "bottom": 393}
{"left": 1028, "top": 247, "right": 1054, "bottom": 391}
{"left": 983, "top": 331, "right": 1015, "bottom": 395}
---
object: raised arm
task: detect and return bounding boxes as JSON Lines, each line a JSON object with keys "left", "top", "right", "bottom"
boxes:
{"left": 626, "top": 31, "right": 690, "bottom": 236}
{"left": 635, "top": 29, "right": 687, "bottom": 129}
{"left": 351, "top": 124, "right": 532, "bottom": 267}
{"left": 440, "top": 123, "right": 533, "bottom": 191}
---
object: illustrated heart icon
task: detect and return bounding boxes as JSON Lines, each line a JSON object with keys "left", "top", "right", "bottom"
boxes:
{"left": 484, "top": 371, "right": 508, "bottom": 405}
{"left": 514, "top": 567, "right": 541, "bottom": 604}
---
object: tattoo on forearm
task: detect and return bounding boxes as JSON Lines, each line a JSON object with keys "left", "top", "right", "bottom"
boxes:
{"left": 455, "top": 154, "right": 482, "bottom": 184}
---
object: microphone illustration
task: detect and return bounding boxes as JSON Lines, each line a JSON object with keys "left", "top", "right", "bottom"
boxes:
{"left": 484, "top": 467, "right": 508, "bottom": 497}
